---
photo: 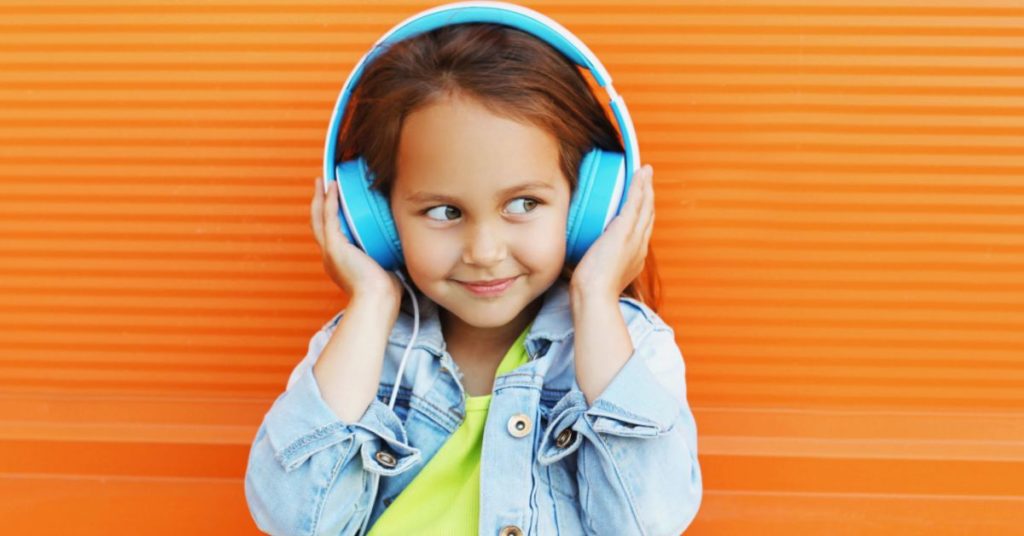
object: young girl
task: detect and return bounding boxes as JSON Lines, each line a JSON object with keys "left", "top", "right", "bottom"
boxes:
{"left": 245, "top": 6, "right": 701, "bottom": 536}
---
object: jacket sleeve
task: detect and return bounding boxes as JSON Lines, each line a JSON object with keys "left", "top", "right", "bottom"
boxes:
{"left": 537, "top": 317, "right": 702, "bottom": 535}
{"left": 244, "top": 311, "right": 422, "bottom": 536}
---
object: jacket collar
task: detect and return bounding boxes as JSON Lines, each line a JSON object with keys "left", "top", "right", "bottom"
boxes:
{"left": 387, "top": 277, "right": 575, "bottom": 360}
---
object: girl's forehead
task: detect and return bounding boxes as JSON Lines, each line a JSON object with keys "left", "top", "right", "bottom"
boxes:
{"left": 395, "top": 126, "right": 565, "bottom": 194}
{"left": 388, "top": 91, "right": 572, "bottom": 200}
{"left": 400, "top": 95, "right": 554, "bottom": 155}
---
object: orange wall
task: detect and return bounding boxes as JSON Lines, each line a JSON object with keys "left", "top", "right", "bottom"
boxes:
{"left": 2, "top": 1, "right": 1023, "bottom": 534}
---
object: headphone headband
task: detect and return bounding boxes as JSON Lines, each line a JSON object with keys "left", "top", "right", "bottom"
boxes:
{"left": 322, "top": 0, "right": 640, "bottom": 207}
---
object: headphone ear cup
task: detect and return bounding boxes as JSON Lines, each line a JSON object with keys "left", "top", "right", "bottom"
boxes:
{"left": 335, "top": 157, "right": 405, "bottom": 271}
{"left": 565, "top": 148, "right": 627, "bottom": 266}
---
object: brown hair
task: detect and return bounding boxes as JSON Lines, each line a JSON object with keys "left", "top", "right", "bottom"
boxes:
{"left": 335, "top": 22, "right": 662, "bottom": 312}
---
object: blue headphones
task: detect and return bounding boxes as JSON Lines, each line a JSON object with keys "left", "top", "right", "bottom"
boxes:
{"left": 322, "top": 1, "right": 641, "bottom": 272}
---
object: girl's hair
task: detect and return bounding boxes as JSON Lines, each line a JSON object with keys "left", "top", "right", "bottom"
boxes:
{"left": 335, "top": 22, "right": 662, "bottom": 312}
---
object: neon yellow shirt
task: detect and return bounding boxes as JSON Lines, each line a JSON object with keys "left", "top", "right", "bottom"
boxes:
{"left": 367, "top": 324, "right": 532, "bottom": 535}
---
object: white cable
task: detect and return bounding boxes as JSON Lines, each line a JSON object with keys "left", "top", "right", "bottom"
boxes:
{"left": 363, "top": 270, "right": 419, "bottom": 535}
{"left": 388, "top": 269, "right": 419, "bottom": 410}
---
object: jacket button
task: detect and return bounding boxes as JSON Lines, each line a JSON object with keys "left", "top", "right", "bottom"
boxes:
{"left": 498, "top": 525, "right": 523, "bottom": 536}
{"left": 555, "top": 428, "right": 576, "bottom": 448}
{"left": 374, "top": 450, "right": 397, "bottom": 468}
{"left": 506, "top": 413, "right": 532, "bottom": 438}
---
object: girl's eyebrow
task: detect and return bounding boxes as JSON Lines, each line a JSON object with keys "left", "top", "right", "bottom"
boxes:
{"left": 404, "top": 180, "right": 554, "bottom": 204}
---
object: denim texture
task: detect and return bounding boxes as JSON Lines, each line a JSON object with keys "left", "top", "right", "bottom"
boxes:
{"left": 244, "top": 279, "right": 702, "bottom": 535}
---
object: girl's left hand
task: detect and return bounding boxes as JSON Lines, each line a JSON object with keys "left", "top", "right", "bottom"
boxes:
{"left": 570, "top": 164, "right": 655, "bottom": 300}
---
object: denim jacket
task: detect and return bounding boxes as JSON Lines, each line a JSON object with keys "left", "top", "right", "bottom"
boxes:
{"left": 244, "top": 279, "right": 702, "bottom": 535}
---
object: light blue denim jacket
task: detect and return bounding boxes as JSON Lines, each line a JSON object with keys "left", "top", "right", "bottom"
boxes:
{"left": 244, "top": 279, "right": 702, "bottom": 535}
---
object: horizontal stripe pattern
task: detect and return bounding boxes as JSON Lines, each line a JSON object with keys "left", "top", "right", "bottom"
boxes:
{"left": 1, "top": 1, "right": 1022, "bottom": 534}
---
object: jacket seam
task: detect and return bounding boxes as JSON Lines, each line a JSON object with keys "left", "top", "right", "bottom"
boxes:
{"left": 278, "top": 422, "right": 353, "bottom": 470}
{"left": 582, "top": 427, "right": 648, "bottom": 536}
{"left": 589, "top": 399, "right": 660, "bottom": 428}
{"left": 578, "top": 443, "right": 597, "bottom": 534}
{"left": 408, "top": 393, "right": 461, "bottom": 432}
{"left": 545, "top": 464, "right": 561, "bottom": 531}
{"left": 311, "top": 437, "right": 356, "bottom": 536}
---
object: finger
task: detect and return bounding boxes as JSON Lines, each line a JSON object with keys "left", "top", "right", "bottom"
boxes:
{"left": 632, "top": 204, "right": 653, "bottom": 278}
{"left": 642, "top": 209, "right": 655, "bottom": 249}
{"left": 623, "top": 166, "right": 649, "bottom": 235}
{"left": 323, "top": 179, "right": 341, "bottom": 249}
{"left": 630, "top": 167, "right": 648, "bottom": 215}
{"left": 614, "top": 167, "right": 645, "bottom": 232}
{"left": 633, "top": 169, "right": 654, "bottom": 237}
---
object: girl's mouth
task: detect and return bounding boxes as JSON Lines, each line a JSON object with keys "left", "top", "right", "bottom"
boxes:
{"left": 456, "top": 276, "right": 519, "bottom": 297}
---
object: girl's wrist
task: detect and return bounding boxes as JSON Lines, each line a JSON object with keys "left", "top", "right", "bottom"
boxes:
{"left": 349, "top": 288, "right": 401, "bottom": 321}
{"left": 570, "top": 277, "right": 616, "bottom": 302}
{"left": 569, "top": 280, "right": 618, "bottom": 314}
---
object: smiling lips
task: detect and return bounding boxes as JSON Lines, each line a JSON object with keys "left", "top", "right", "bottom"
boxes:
{"left": 457, "top": 276, "right": 518, "bottom": 297}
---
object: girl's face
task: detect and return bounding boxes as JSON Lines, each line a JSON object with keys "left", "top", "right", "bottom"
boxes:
{"left": 390, "top": 92, "right": 571, "bottom": 333}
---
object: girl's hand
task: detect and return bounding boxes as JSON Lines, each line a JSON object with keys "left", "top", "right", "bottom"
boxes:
{"left": 569, "top": 165, "right": 655, "bottom": 300}
{"left": 310, "top": 176, "right": 404, "bottom": 310}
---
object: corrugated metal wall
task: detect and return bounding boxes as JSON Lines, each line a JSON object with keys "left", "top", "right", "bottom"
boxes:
{"left": 2, "top": 1, "right": 1022, "bottom": 534}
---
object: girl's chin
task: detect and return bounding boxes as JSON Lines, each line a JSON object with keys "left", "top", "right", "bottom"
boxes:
{"left": 432, "top": 290, "right": 527, "bottom": 326}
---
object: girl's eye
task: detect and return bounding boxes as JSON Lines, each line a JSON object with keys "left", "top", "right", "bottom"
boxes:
{"left": 424, "top": 205, "right": 461, "bottom": 221}
{"left": 421, "top": 197, "right": 540, "bottom": 222}
{"left": 506, "top": 197, "right": 539, "bottom": 214}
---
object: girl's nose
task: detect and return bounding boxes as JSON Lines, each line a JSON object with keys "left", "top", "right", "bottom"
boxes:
{"left": 461, "top": 223, "right": 507, "bottom": 267}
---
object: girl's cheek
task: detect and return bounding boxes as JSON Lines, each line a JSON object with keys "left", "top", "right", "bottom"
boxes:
{"left": 404, "top": 226, "right": 458, "bottom": 272}
{"left": 532, "top": 231, "right": 567, "bottom": 266}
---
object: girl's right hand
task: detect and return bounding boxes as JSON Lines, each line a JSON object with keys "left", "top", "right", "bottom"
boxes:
{"left": 310, "top": 176, "right": 404, "bottom": 311}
